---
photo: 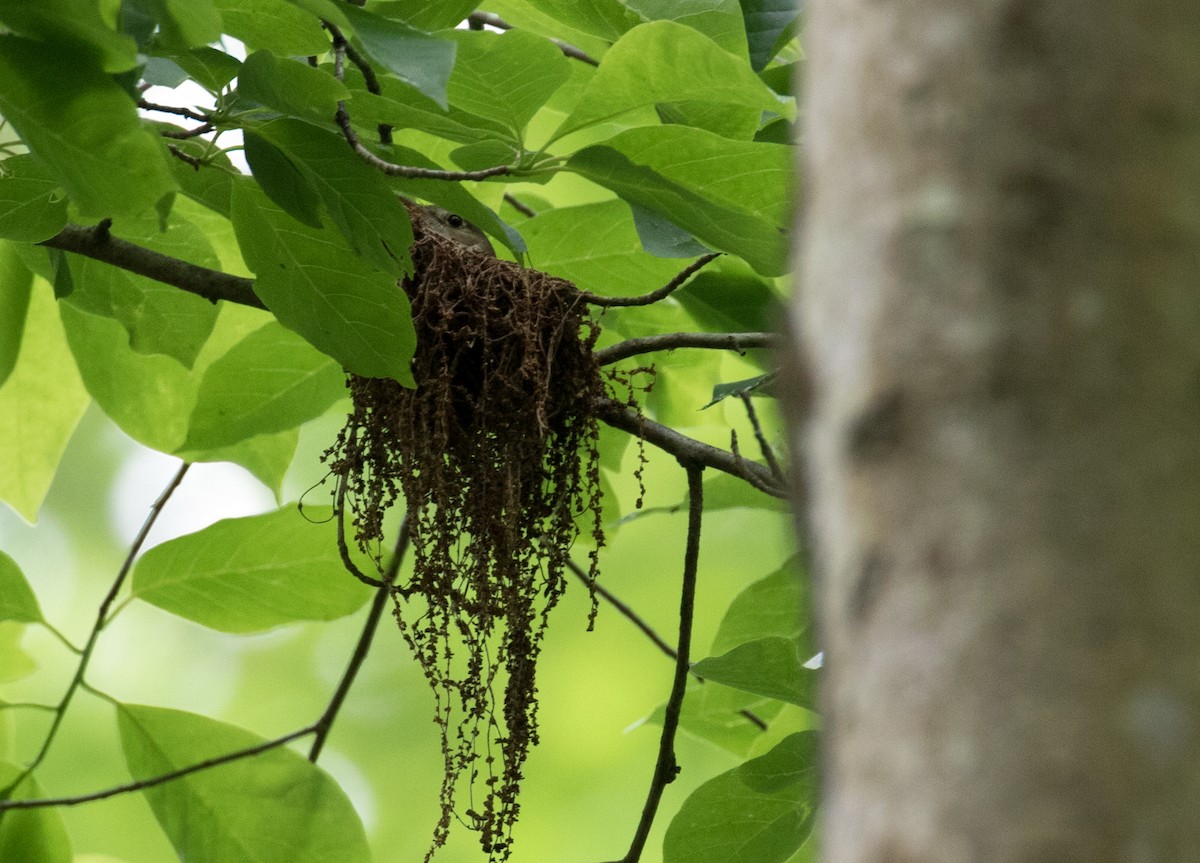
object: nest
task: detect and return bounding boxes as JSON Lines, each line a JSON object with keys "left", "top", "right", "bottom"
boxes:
{"left": 325, "top": 212, "right": 606, "bottom": 860}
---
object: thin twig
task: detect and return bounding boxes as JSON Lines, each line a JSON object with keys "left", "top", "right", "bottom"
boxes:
{"left": 160, "top": 124, "right": 215, "bottom": 141}
{"left": 739, "top": 393, "right": 786, "bottom": 483}
{"left": 335, "top": 101, "right": 512, "bottom": 179}
{"left": 0, "top": 728, "right": 315, "bottom": 810}
{"left": 310, "top": 516, "right": 410, "bottom": 761}
{"left": 0, "top": 463, "right": 191, "bottom": 802}
{"left": 335, "top": 472, "right": 385, "bottom": 589}
{"left": 620, "top": 462, "right": 704, "bottom": 862}
{"left": 564, "top": 560, "right": 768, "bottom": 731}
{"left": 166, "top": 144, "right": 204, "bottom": 169}
{"left": 595, "top": 398, "right": 786, "bottom": 498}
{"left": 578, "top": 254, "right": 720, "bottom": 307}
{"left": 138, "top": 100, "right": 211, "bottom": 123}
{"left": 1, "top": 515, "right": 412, "bottom": 811}
{"left": 504, "top": 193, "right": 537, "bottom": 218}
{"left": 595, "top": 332, "right": 778, "bottom": 365}
{"left": 40, "top": 223, "right": 263, "bottom": 310}
{"left": 332, "top": 25, "right": 394, "bottom": 144}
{"left": 466, "top": 12, "right": 600, "bottom": 66}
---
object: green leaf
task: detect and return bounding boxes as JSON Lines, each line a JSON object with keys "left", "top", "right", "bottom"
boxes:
{"left": 340, "top": 4, "right": 456, "bottom": 109}
{"left": 179, "top": 427, "right": 300, "bottom": 498}
{"left": 627, "top": 0, "right": 749, "bottom": 57}
{"left": 345, "top": 76, "right": 510, "bottom": 146}
{"left": 512, "top": 0, "right": 634, "bottom": 42}
{"left": 243, "top": 131, "right": 324, "bottom": 228}
{"left": 0, "top": 623, "right": 37, "bottom": 683}
{"left": 162, "top": 133, "right": 237, "bottom": 217}
{"left": 0, "top": 0, "right": 138, "bottom": 73}
{"left": 375, "top": 0, "right": 487, "bottom": 30}
{"left": 552, "top": 21, "right": 788, "bottom": 141}
{"left": 281, "top": 0, "right": 349, "bottom": 28}
{"left": 184, "top": 322, "right": 345, "bottom": 450}
{"left": 132, "top": 505, "right": 368, "bottom": 632}
{"left": 629, "top": 203, "right": 710, "bottom": 258}
{"left": 0, "top": 36, "right": 176, "bottom": 217}
{"left": 0, "top": 763, "right": 73, "bottom": 863}
{"left": 231, "top": 179, "right": 416, "bottom": 384}
{"left": 595, "top": 126, "right": 794, "bottom": 229}
{"left": 212, "top": 0, "right": 328, "bottom": 55}
{"left": 712, "top": 558, "right": 808, "bottom": 654}
{"left": 253, "top": 119, "right": 414, "bottom": 277}
{"left": 0, "top": 551, "right": 41, "bottom": 623}
{"left": 64, "top": 211, "right": 221, "bottom": 368}
{"left": 693, "top": 636, "right": 815, "bottom": 709}
{"left": 696, "top": 471, "right": 789, "bottom": 514}
{"left": 160, "top": 45, "right": 242, "bottom": 92}
{"left": 0, "top": 242, "right": 33, "bottom": 388}
{"left": 145, "top": 0, "right": 224, "bottom": 50}
{"left": 521, "top": 199, "right": 683, "bottom": 296}
{"left": 567, "top": 146, "right": 788, "bottom": 276}
{"left": 118, "top": 705, "right": 371, "bottom": 863}
{"left": 445, "top": 29, "right": 571, "bottom": 140}
{"left": 741, "top": 0, "right": 800, "bottom": 71}
{"left": 238, "top": 51, "right": 349, "bottom": 127}
{"left": 0, "top": 284, "right": 89, "bottom": 523}
{"left": 676, "top": 259, "right": 783, "bottom": 332}
{"left": 664, "top": 732, "right": 818, "bottom": 863}
{"left": 704, "top": 372, "right": 778, "bottom": 408}
{"left": 0, "top": 157, "right": 67, "bottom": 243}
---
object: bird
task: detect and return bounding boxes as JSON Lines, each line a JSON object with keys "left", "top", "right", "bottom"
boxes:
{"left": 420, "top": 205, "right": 496, "bottom": 257}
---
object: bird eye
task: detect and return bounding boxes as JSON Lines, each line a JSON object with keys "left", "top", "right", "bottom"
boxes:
{"left": 447, "top": 214, "right": 465, "bottom": 228}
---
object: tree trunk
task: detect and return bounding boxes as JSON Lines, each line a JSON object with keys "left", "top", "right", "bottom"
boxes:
{"left": 793, "top": 2, "right": 1200, "bottom": 860}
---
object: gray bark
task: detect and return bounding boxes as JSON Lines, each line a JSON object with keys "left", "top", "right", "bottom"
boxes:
{"left": 793, "top": 2, "right": 1200, "bottom": 860}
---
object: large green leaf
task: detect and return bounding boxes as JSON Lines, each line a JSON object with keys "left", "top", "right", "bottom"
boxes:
{"left": 567, "top": 146, "right": 788, "bottom": 275}
{"left": 0, "top": 156, "right": 66, "bottom": 243}
{"left": 693, "top": 636, "right": 815, "bottom": 709}
{"left": 663, "top": 732, "right": 818, "bottom": 863}
{"left": 230, "top": 179, "right": 416, "bottom": 384}
{"left": 552, "top": 21, "right": 788, "bottom": 141}
{"left": 711, "top": 556, "right": 808, "bottom": 655}
{"left": 118, "top": 705, "right": 371, "bottom": 863}
{"left": 243, "top": 131, "right": 324, "bottom": 228}
{"left": 0, "top": 242, "right": 33, "bottom": 388}
{"left": 520, "top": 199, "right": 683, "bottom": 296}
{"left": 445, "top": 29, "right": 571, "bottom": 141}
{"left": 184, "top": 322, "right": 345, "bottom": 450}
{"left": 252, "top": 119, "right": 414, "bottom": 277}
{"left": 61, "top": 298, "right": 296, "bottom": 494}
{"left": 0, "top": 764, "right": 72, "bottom": 863}
{"left": 741, "top": 0, "right": 801, "bottom": 71}
{"left": 367, "top": 0, "right": 479, "bottom": 31}
{"left": 238, "top": 51, "right": 350, "bottom": 127}
{"left": 598, "top": 125, "right": 794, "bottom": 226}
{"left": 159, "top": 45, "right": 242, "bottom": 92}
{"left": 340, "top": 4, "right": 456, "bottom": 109}
{"left": 144, "top": 0, "right": 224, "bottom": 50}
{"left": 0, "top": 0, "right": 137, "bottom": 72}
{"left": 212, "top": 0, "right": 328, "bottom": 55}
{"left": 131, "top": 505, "right": 367, "bottom": 632}
{"left": 64, "top": 211, "right": 221, "bottom": 368}
{"left": 0, "top": 283, "right": 89, "bottom": 523}
{"left": 0, "top": 551, "right": 41, "bottom": 623}
{"left": 0, "top": 36, "right": 176, "bottom": 217}
{"left": 627, "top": 0, "right": 748, "bottom": 57}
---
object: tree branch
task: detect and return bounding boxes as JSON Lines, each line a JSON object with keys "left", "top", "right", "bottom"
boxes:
{"left": 595, "top": 332, "right": 778, "bottom": 365}
{"left": 0, "top": 515, "right": 412, "bottom": 811}
{"left": 619, "top": 462, "right": 704, "bottom": 862}
{"left": 40, "top": 223, "right": 264, "bottom": 310}
{"left": 309, "top": 516, "right": 410, "bottom": 761}
{"left": 466, "top": 12, "right": 600, "bottom": 66}
{"left": 0, "top": 463, "right": 191, "bottom": 802}
{"left": 578, "top": 254, "right": 720, "bottom": 307}
{"left": 594, "top": 398, "right": 787, "bottom": 498}
{"left": 564, "top": 558, "right": 768, "bottom": 731}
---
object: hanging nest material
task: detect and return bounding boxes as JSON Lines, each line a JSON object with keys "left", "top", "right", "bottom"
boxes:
{"left": 325, "top": 209, "right": 606, "bottom": 860}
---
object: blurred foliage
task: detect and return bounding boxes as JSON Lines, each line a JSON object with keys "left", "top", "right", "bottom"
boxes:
{"left": 0, "top": 1, "right": 811, "bottom": 862}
